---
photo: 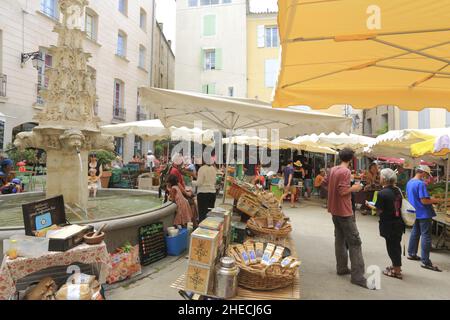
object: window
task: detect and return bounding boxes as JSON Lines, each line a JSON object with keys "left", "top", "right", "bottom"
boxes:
{"left": 264, "top": 59, "right": 279, "bottom": 87}
{"left": 201, "top": 0, "right": 219, "bottom": 5}
{"left": 140, "top": 8, "right": 147, "bottom": 31}
{"left": 117, "top": 31, "right": 127, "bottom": 57}
{"left": 365, "top": 118, "right": 373, "bottom": 135}
{"left": 265, "top": 26, "right": 279, "bottom": 47}
{"left": 114, "top": 137, "right": 124, "bottom": 157}
{"left": 188, "top": 0, "right": 198, "bottom": 7}
{"left": 41, "top": 0, "right": 59, "bottom": 20}
{"left": 418, "top": 108, "right": 430, "bottom": 129}
{"left": 85, "top": 9, "right": 98, "bottom": 41}
{"left": 202, "top": 84, "right": 216, "bottom": 94}
{"left": 37, "top": 50, "right": 53, "bottom": 104}
{"left": 203, "top": 15, "right": 216, "bottom": 36}
{"left": 139, "top": 45, "right": 146, "bottom": 69}
{"left": 113, "top": 79, "right": 124, "bottom": 112}
{"left": 203, "top": 49, "right": 216, "bottom": 70}
{"left": 118, "top": 0, "right": 127, "bottom": 15}
{"left": 446, "top": 112, "right": 450, "bottom": 127}
{"left": 228, "top": 87, "right": 234, "bottom": 97}
{"left": 222, "top": 0, "right": 231, "bottom": 3}
{"left": 400, "top": 110, "right": 408, "bottom": 129}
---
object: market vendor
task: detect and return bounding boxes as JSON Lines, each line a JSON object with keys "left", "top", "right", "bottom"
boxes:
{"left": 363, "top": 163, "right": 381, "bottom": 191}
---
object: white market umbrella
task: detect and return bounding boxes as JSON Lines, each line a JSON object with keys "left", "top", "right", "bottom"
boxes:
{"left": 293, "top": 133, "right": 375, "bottom": 152}
{"left": 100, "top": 119, "right": 215, "bottom": 145}
{"left": 138, "top": 87, "right": 351, "bottom": 201}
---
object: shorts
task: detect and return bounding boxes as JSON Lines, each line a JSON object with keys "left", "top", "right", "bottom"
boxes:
{"left": 304, "top": 179, "right": 312, "bottom": 189}
{"left": 284, "top": 185, "right": 296, "bottom": 194}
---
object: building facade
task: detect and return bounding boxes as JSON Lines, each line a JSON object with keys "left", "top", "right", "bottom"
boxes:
{"left": 363, "top": 106, "right": 450, "bottom": 136}
{"left": 152, "top": 22, "right": 175, "bottom": 91}
{"left": 175, "top": 0, "right": 247, "bottom": 97}
{"left": 0, "top": 0, "right": 158, "bottom": 161}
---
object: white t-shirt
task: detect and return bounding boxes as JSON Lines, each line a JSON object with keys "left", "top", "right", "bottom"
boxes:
{"left": 146, "top": 154, "right": 156, "bottom": 168}
{"left": 193, "top": 165, "right": 217, "bottom": 194}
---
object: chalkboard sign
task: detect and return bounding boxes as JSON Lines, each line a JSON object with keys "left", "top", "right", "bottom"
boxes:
{"left": 138, "top": 222, "right": 167, "bottom": 266}
{"left": 22, "top": 195, "right": 66, "bottom": 236}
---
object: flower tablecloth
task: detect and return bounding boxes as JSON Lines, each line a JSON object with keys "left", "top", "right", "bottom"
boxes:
{"left": 0, "top": 242, "right": 111, "bottom": 300}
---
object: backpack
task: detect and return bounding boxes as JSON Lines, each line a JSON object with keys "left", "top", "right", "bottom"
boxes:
{"left": 158, "top": 163, "right": 173, "bottom": 198}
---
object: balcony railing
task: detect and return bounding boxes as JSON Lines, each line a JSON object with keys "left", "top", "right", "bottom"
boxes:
{"left": 113, "top": 106, "right": 126, "bottom": 121}
{"left": 0, "top": 74, "right": 7, "bottom": 97}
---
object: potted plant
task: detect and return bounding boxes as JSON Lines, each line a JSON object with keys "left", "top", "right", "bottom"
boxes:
{"left": 95, "top": 150, "right": 116, "bottom": 188}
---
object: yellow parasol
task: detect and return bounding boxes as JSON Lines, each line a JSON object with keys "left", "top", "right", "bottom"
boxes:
{"left": 274, "top": 0, "right": 450, "bottom": 110}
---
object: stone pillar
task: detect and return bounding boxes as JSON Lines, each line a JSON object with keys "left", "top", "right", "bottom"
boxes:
{"left": 46, "top": 149, "right": 88, "bottom": 209}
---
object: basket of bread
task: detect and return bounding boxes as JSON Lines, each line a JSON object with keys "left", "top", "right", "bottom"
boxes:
{"left": 247, "top": 215, "right": 292, "bottom": 238}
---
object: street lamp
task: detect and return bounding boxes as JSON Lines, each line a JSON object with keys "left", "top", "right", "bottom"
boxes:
{"left": 21, "top": 51, "right": 44, "bottom": 69}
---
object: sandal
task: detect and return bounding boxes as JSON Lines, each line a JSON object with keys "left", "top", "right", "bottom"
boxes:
{"left": 383, "top": 268, "right": 403, "bottom": 279}
{"left": 407, "top": 255, "right": 421, "bottom": 261}
{"left": 421, "top": 264, "right": 442, "bottom": 272}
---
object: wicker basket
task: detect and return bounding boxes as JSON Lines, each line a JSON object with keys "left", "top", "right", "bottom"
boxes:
{"left": 247, "top": 217, "right": 292, "bottom": 238}
{"left": 227, "top": 182, "right": 255, "bottom": 200}
{"left": 227, "top": 241, "right": 297, "bottom": 291}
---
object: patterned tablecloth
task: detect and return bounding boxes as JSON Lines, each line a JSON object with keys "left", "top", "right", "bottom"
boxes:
{"left": 0, "top": 242, "right": 111, "bottom": 300}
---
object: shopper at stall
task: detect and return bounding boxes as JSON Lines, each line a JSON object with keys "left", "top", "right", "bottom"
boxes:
{"left": 314, "top": 169, "right": 326, "bottom": 191}
{"left": 280, "top": 160, "right": 297, "bottom": 208}
{"left": 0, "top": 158, "right": 14, "bottom": 187}
{"left": 166, "top": 174, "right": 193, "bottom": 226}
{"left": 170, "top": 154, "right": 185, "bottom": 188}
{"left": 366, "top": 168, "right": 405, "bottom": 279}
{"left": 146, "top": 150, "right": 156, "bottom": 171}
{"left": 323, "top": 148, "right": 368, "bottom": 288}
{"left": 406, "top": 165, "right": 442, "bottom": 272}
{"left": 302, "top": 158, "right": 313, "bottom": 199}
{"left": 193, "top": 160, "right": 217, "bottom": 223}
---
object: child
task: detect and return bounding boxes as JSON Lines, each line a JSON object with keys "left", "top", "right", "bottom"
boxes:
{"left": 88, "top": 168, "right": 99, "bottom": 197}
{"left": 166, "top": 174, "right": 193, "bottom": 226}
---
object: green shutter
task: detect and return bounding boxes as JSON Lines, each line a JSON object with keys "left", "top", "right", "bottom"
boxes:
{"left": 200, "top": 49, "right": 205, "bottom": 69}
{"left": 203, "top": 15, "right": 216, "bottom": 36}
{"left": 215, "top": 48, "right": 222, "bottom": 70}
{"left": 202, "top": 84, "right": 208, "bottom": 93}
{"left": 209, "top": 84, "right": 216, "bottom": 94}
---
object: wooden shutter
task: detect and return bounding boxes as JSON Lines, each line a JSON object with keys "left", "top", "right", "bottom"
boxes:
{"left": 215, "top": 48, "right": 222, "bottom": 70}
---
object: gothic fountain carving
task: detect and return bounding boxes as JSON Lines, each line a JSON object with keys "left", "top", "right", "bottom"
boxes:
{"left": 14, "top": 0, "right": 113, "bottom": 211}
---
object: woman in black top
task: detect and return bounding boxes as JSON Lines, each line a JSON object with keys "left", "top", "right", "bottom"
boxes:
{"left": 366, "top": 168, "right": 405, "bottom": 279}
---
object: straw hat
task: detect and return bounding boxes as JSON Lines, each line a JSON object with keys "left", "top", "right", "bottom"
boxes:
{"left": 294, "top": 160, "right": 302, "bottom": 167}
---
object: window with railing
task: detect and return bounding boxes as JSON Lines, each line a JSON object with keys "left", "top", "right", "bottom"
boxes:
{"left": 113, "top": 79, "right": 126, "bottom": 120}
{"left": 136, "top": 105, "right": 147, "bottom": 121}
{"left": 85, "top": 9, "right": 98, "bottom": 41}
{"left": 0, "top": 74, "right": 6, "bottom": 97}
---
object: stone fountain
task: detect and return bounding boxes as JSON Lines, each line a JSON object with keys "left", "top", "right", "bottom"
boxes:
{"left": 14, "top": 0, "right": 114, "bottom": 211}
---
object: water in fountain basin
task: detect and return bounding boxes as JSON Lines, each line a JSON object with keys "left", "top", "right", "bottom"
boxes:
{"left": 0, "top": 193, "right": 163, "bottom": 228}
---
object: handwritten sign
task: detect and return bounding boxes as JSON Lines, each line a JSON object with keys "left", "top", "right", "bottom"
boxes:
{"left": 138, "top": 222, "right": 167, "bottom": 266}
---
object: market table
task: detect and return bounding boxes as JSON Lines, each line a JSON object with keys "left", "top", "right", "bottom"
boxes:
{"left": 432, "top": 213, "right": 450, "bottom": 250}
{"left": 170, "top": 236, "right": 301, "bottom": 300}
{"left": 0, "top": 242, "right": 111, "bottom": 300}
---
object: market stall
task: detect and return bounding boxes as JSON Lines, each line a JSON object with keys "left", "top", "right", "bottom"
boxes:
{"left": 138, "top": 87, "right": 351, "bottom": 202}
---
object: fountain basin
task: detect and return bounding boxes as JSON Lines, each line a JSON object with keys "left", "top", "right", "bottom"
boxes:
{"left": 0, "top": 189, "right": 177, "bottom": 262}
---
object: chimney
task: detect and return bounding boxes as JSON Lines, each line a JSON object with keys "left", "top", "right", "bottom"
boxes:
{"left": 158, "top": 22, "right": 163, "bottom": 32}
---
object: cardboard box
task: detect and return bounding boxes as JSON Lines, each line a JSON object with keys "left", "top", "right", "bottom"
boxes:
{"left": 189, "top": 228, "right": 219, "bottom": 266}
{"left": 185, "top": 263, "right": 215, "bottom": 295}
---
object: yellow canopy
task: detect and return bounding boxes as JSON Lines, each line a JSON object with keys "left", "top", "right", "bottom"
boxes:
{"left": 273, "top": 0, "right": 450, "bottom": 110}
{"left": 411, "top": 133, "right": 450, "bottom": 158}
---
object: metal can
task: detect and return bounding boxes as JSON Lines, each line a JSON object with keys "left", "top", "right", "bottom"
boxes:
{"left": 214, "top": 257, "right": 239, "bottom": 298}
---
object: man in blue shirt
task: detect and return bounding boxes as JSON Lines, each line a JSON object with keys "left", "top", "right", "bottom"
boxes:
{"left": 406, "top": 165, "right": 442, "bottom": 272}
